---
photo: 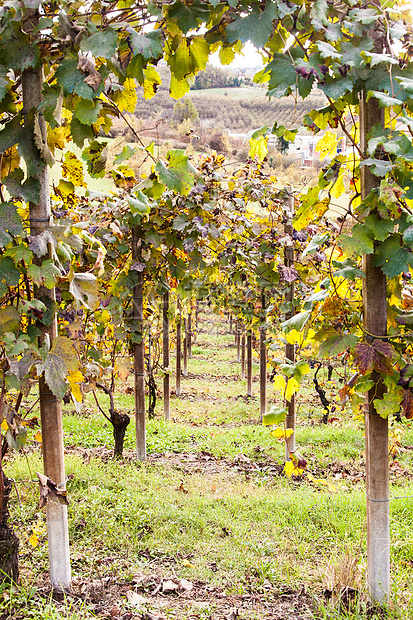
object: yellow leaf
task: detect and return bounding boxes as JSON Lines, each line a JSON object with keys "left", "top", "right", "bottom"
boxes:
{"left": 1, "top": 146, "right": 20, "bottom": 178}
{"left": 182, "top": 558, "right": 195, "bottom": 569}
{"left": 316, "top": 131, "right": 338, "bottom": 160}
{"left": 270, "top": 428, "right": 295, "bottom": 439}
{"left": 115, "top": 360, "right": 131, "bottom": 381}
{"left": 273, "top": 375, "right": 286, "bottom": 394}
{"left": 284, "top": 460, "right": 296, "bottom": 477}
{"left": 143, "top": 66, "right": 162, "bottom": 100}
{"left": 1, "top": 419, "right": 8, "bottom": 432}
{"left": 271, "top": 428, "right": 284, "bottom": 438}
{"left": 34, "top": 431, "right": 42, "bottom": 443}
{"left": 249, "top": 135, "right": 268, "bottom": 162}
{"left": 68, "top": 370, "right": 84, "bottom": 403}
{"left": 62, "top": 151, "right": 86, "bottom": 188}
{"left": 28, "top": 533, "right": 39, "bottom": 548}
{"left": 330, "top": 170, "right": 346, "bottom": 199}
{"left": 285, "top": 377, "right": 300, "bottom": 401}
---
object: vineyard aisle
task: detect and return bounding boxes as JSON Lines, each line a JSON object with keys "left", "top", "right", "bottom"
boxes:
{"left": 7, "top": 309, "right": 413, "bottom": 619}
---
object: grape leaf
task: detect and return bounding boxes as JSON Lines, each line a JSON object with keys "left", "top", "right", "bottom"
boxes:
{"left": 38, "top": 337, "right": 79, "bottom": 401}
{"left": 156, "top": 150, "right": 196, "bottom": 195}
{"left": 69, "top": 272, "right": 99, "bottom": 310}
{"left": 80, "top": 27, "right": 118, "bottom": 59}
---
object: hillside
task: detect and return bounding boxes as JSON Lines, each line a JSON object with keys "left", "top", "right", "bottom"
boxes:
{"left": 134, "top": 66, "right": 327, "bottom": 135}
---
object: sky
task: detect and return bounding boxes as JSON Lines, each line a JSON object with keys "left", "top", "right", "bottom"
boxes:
{"left": 210, "top": 42, "right": 264, "bottom": 70}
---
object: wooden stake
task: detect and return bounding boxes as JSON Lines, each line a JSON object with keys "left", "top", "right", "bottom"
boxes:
{"left": 132, "top": 229, "right": 146, "bottom": 460}
{"left": 360, "top": 92, "right": 390, "bottom": 603}
{"left": 188, "top": 312, "right": 192, "bottom": 359}
{"left": 259, "top": 292, "right": 267, "bottom": 422}
{"left": 176, "top": 300, "right": 182, "bottom": 397}
{"left": 183, "top": 317, "right": 188, "bottom": 377}
{"left": 247, "top": 330, "right": 253, "bottom": 397}
{"left": 23, "top": 66, "right": 71, "bottom": 591}
{"left": 236, "top": 321, "right": 241, "bottom": 363}
{"left": 241, "top": 326, "right": 246, "bottom": 381}
{"left": 163, "top": 292, "right": 170, "bottom": 421}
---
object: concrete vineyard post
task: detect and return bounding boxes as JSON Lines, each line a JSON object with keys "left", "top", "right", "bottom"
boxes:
{"left": 132, "top": 229, "right": 146, "bottom": 460}
{"left": 23, "top": 66, "right": 71, "bottom": 591}
{"left": 284, "top": 187, "right": 296, "bottom": 460}
{"left": 183, "top": 317, "right": 188, "bottom": 377}
{"left": 176, "top": 299, "right": 182, "bottom": 397}
{"left": 259, "top": 292, "right": 267, "bottom": 422}
{"left": 360, "top": 93, "right": 390, "bottom": 603}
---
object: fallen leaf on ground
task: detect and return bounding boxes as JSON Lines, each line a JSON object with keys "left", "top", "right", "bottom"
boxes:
{"left": 176, "top": 482, "right": 188, "bottom": 494}
{"left": 178, "top": 578, "right": 193, "bottom": 592}
{"left": 162, "top": 580, "right": 178, "bottom": 594}
{"left": 125, "top": 591, "right": 146, "bottom": 606}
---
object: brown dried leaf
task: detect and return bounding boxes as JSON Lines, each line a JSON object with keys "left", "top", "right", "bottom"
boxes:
{"left": 402, "top": 389, "right": 413, "bottom": 419}
{"left": 37, "top": 472, "right": 69, "bottom": 509}
{"left": 77, "top": 55, "right": 102, "bottom": 91}
{"left": 125, "top": 591, "right": 145, "bottom": 606}
{"left": 162, "top": 579, "right": 178, "bottom": 594}
{"left": 353, "top": 342, "right": 374, "bottom": 374}
{"left": 277, "top": 264, "right": 298, "bottom": 283}
{"left": 176, "top": 482, "right": 188, "bottom": 494}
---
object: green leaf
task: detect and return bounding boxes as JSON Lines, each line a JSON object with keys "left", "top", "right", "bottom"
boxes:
{"left": 69, "top": 272, "right": 99, "bottom": 310}
{"left": 319, "top": 333, "right": 358, "bottom": 357}
{"left": 373, "top": 235, "right": 411, "bottom": 278}
{"left": 264, "top": 54, "right": 297, "bottom": 97}
{"left": 28, "top": 261, "right": 60, "bottom": 288}
{"left": 0, "top": 22, "right": 40, "bottom": 72}
{"left": 0, "top": 202, "right": 23, "bottom": 247}
{"left": 263, "top": 407, "right": 288, "bottom": 426}
{"left": 332, "top": 258, "right": 365, "bottom": 280}
{"left": 367, "top": 90, "right": 403, "bottom": 108}
{"left": 38, "top": 336, "right": 79, "bottom": 400}
{"left": 114, "top": 145, "right": 138, "bottom": 165}
{"left": 70, "top": 117, "right": 94, "bottom": 147}
{"left": 374, "top": 389, "right": 403, "bottom": 419}
{"left": 226, "top": 1, "right": 279, "bottom": 48}
{"left": 0, "top": 256, "right": 20, "bottom": 287}
{"left": 338, "top": 223, "right": 375, "bottom": 257}
{"left": 128, "top": 191, "right": 150, "bottom": 214}
{"left": 301, "top": 232, "right": 329, "bottom": 259}
{"left": 3, "top": 169, "right": 40, "bottom": 204}
{"left": 365, "top": 213, "right": 394, "bottom": 242}
{"left": 168, "top": 0, "right": 212, "bottom": 34}
{"left": 317, "top": 41, "right": 342, "bottom": 60}
{"left": 81, "top": 27, "right": 118, "bottom": 59}
{"left": 360, "top": 158, "right": 392, "bottom": 177}
{"left": 74, "top": 99, "right": 102, "bottom": 125}
{"left": 54, "top": 55, "right": 95, "bottom": 99}
{"left": 129, "top": 29, "right": 164, "bottom": 60}
{"left": 172, "top": 214, "right": 190, "bottom": 231}
{"left": 281, "top": 310, "right": 311, "bottom": 333}
{"left": 0, "top": 66, "right": 10, "bottom": 102}
{"left": 155, "top": 150, "right": 196, "bottom": 195}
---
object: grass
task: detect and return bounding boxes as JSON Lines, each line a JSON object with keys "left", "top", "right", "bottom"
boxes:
{"left": 3, "top": 310, "right": 413, "bottom": 619}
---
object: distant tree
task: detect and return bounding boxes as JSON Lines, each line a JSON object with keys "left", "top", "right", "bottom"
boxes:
{"left": 171, "top": 97, "right": 199, "bottom": 127}
{"left": 192, "top": 64, "right": 242, "bottom": 90}
{"left": 277, "top": 136, "right": 289, "bottom": 154}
